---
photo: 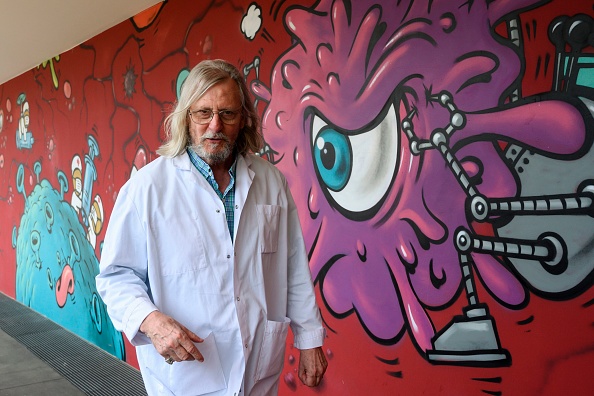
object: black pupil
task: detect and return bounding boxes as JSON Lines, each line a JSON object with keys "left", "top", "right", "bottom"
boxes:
{"left": 321, "top": 143, "right": 336, "bottom": 170}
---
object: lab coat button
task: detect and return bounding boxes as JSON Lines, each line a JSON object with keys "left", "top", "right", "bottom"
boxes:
{"left": 227, "top": 254, "right": 231, "bottom": 259}
{"left": 216, "top": 209, "right": 221, "bottom": 213}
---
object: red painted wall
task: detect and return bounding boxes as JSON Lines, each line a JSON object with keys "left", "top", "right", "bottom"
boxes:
{"left": 1, "top": 0, "right": 593, "bottom": 394}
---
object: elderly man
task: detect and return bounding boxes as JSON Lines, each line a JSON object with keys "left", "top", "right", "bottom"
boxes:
{"left": 97, "top": 59, "right": 327, "bottom": 395}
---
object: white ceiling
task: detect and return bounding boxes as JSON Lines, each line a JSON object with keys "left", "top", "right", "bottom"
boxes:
{"left": 0, "top": 0, "right": 161, "bottom": 85}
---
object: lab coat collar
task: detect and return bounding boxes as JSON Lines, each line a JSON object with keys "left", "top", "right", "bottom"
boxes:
{"left": 171, "top": 151, "right": 193, "bottom": 171}
{"left": 171, "top": 152, "right": 255, "bottom": 206}
{"left": 171, "top": 151, "right": 254, "bottom": 177}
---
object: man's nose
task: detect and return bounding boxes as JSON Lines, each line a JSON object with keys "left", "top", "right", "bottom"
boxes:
{"left": 208, "top": 112, "right": 224, "bottom": 130}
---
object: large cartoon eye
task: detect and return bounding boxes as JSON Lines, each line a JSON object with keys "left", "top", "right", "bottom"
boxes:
{"left": 311, "top": 103, "right": 399, "bottom": 217}
{"left": 313, "top": 128, "right": 352, "bottom": 191}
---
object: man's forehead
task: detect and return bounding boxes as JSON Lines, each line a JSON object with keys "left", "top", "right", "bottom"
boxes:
{"left": 196, "top": 84, "right": 241, "bottom": 105}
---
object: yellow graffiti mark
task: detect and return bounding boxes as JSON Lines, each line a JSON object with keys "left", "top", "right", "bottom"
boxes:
{"left": 38, "top": 55, "right": 61, "bottom": 89}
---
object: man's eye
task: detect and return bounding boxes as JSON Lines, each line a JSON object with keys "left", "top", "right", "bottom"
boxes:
{"left": 196, "top": 110, "right": 211, "bottom": 117}
{"left": 220, "top": 110, "right": 235, "bottom": 117}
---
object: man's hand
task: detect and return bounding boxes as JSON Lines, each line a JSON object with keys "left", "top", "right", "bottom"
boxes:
{"left": 298, "top": 347, "right": 328, "bottom": 387}
{"left": 140, "top": 311, "right": 204, "bottom": 363}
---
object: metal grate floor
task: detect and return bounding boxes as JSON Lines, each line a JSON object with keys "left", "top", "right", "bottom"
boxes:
{"left": 0, "top": 292, "right": 147, "bottom": 395}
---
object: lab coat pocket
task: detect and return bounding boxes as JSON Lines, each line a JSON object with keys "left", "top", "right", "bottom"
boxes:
{"left": 256, "top": 204, "right": 280, "bottom": 253}
{"left": 254, "top": 317, "right": 291, "bottom": 382}
{"left": 146, "top": 333, "right": 226, "bottom": 396}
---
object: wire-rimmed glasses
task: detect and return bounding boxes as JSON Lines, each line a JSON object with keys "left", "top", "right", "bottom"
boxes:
{"left": 188, "top": 108, "right": 242, "bottom": 125}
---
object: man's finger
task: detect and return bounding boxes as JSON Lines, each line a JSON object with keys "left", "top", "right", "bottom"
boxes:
{"left": 181, "top": 325, "right": 204, "bottom": 344}
{"left": 177, "top": 338, "right": 204, "bottom": 362}
{"left": 178, "top": 326, "right": 204, "bottom": 362}
{"left": 299, "top": 371, "right": 317, "bottom": 387}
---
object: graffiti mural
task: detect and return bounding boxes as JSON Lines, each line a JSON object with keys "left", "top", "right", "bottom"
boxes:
{"left": 1, "top": 0, "right": 593, "bottom": 394}
{"left": 12, "top": 148, "right": 123, "bottom": 358}
{"left": 257, "top": 0, "right": 594, "bottom": 364}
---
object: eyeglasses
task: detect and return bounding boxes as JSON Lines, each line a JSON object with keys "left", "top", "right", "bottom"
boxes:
{"left": 188, "top": 108, "right": 242, "bottom": 125}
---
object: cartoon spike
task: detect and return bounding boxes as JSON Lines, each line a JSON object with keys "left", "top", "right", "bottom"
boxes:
{"left": 57, "top": 171, "right": 68, "bottom": 201}
{"left": 34, "top": 162, "right": 41, "bottom": 183}
{"left": 16, "top": 164, "right": 28, "bottom": 208}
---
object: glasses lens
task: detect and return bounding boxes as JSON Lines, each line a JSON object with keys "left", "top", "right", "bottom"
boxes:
{"left": 189, "top": 109, "right": 241, "bottom": 125}
{"left": 220, "top": 110, "right": 239, "bottom": 124}
{"left": 191, "top": 110, "right": 212, "bottom": 124}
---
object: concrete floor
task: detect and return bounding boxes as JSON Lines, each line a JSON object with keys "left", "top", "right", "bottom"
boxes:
{"left": 0, "top": 293, "right": 146, "bottom": 396}
{"left": 0, "top": 328, "right": 86, "bottom": 396}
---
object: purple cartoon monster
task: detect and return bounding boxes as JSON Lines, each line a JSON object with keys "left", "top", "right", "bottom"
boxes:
{"left": 252, "top": 0, "right": 592, "bottom": 358}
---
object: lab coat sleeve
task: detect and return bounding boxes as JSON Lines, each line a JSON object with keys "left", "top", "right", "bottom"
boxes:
{"left": 284, "top": 181, "right": 326, "bottom": 350}
{"left": 96, "top": 187, "right": 157, "bottom": 346}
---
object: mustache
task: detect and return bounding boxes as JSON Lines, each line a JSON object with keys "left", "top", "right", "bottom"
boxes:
{"left": 199, "top": 132, "right": 230, "bottom": 143}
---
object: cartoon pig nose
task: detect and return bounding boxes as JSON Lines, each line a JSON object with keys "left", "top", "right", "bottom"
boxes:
{"left": 56, "top": 264, "right": 75, "bottom": 308}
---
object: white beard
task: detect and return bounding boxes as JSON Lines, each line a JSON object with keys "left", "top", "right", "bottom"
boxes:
{"left": 190, "top": 132, "right": 234, "bottom": 165}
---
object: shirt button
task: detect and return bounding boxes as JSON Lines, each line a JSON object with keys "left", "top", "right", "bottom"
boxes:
{"left": 236, "top": 297, "right": 240, "bottom": 301}
{"left": 245, "top": 343, "right": 248, "bottom": 348}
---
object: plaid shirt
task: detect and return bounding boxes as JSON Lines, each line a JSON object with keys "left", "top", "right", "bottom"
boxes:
{"left": 187, "top": 148, "right": 236, "bottom": 242}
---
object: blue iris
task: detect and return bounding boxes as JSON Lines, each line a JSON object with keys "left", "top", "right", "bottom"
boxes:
{"left": 314, "top": 128, "right": 352, "bottom": 191}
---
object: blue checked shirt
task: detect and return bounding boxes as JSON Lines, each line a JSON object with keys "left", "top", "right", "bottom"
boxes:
{"left": 187, "top": 148, "right": 236, "bottom": 242}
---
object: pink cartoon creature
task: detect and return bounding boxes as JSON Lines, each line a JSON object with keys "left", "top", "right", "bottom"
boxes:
{"left": 251, "top": 0, "right": 594, "bottom": 366}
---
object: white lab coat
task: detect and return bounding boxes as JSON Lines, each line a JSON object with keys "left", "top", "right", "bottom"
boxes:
{"left": 96, "top": 153, "right": 325, "bottom": 396}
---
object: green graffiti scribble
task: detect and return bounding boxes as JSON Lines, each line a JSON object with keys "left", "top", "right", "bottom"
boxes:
{"left": 38, "top": 55, "right": 61, "bottom": 89}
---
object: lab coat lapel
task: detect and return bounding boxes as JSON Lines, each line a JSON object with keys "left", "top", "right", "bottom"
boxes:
{"left": 234, "top": 154, "right": 254, "bottom": 241}
{"left": 172, "top": 152, "right": 218, "bottom": 196}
